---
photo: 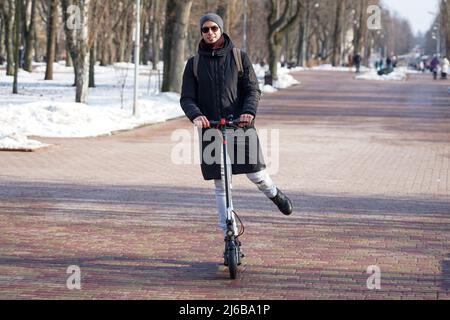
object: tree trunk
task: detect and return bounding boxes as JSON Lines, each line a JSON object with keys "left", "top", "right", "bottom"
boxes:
{"left": 268, "top": 37, "right": 282, "bottom": 78}
{"left": 117, "top": 28, "right": 124, "bottom": 62}
{"left": 104, "top": 33, "right": 114, "bottom": 65}
{"left": 161, "top": 0, "right": 192, "bottom": 93}
{"left": 5, "top": 0, "right": 14, "bottom": 75}
{"left": 142, "top": 11, "right": 150, "bottom": 65}
{"left": 33, "top": 25, "right": 39, "bottom": 62}
{"left": 298, "top": 0, "right": 310, "bottom": 66}
{"left": 65, "top": 43, "right": 73, "bottom": 67}
{"left": 296, "top": 17, "right": 303, "bottom": 66}
{"left": 100, "top": 29, "right": 113, "bottom": 66}
{"left": 45, "top": 0, "right": 58, "bottom": 80}
{"left": 364, "top": 36, "right": 372, "bottom": 67}
{"left": 124, "top": 12, "right": 134, "bottom": 63}
{"left": 267, "top": 0, "right": 300, "bottom": 81}
{"left": 0, "top": 9, "right": 5, "bottom": 63}
{"left": 89, "top": 41, "right": 96, "bottom": 87}
{"left": 87, "top": 1, "right": 105, "bottom": 87}
{"left": 62, "top": 0, "right": 90, "bottom": 103}
{"left": 99, "top": 35, "right": 106, "bottom": 66}
{"left": 107, "top": 33, "right": 115, "bottom": 64}
{"left": 353, "top": 0, "right": 368, "bottom": 56}
{"left": 444, "top": 0, "right": 450, "bottom": 58}
{"left": 151, "top": 0, "right": 161, "bottom": 70}
{"left": 217, "top": 0, "right": 230, "bottom": 32}
{"left": 13, "top": 0, "right": 21, "bottom": 94}
{"left": 118, "top": 11, "right": 129, "bottom": 62}
{"left": 23, "top": 0, "right": 37, "bottom": 72}
{"left": 331, "top": 0, "right": 344, "bottom": 67}
{"left": 75, "top": 0, "right": 90, "bottom": 103}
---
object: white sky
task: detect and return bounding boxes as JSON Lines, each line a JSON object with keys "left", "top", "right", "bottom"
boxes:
{"left": 382, "top": 0, "right": 440, "bottom": 34}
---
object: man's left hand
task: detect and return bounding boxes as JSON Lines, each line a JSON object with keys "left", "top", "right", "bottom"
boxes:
{"left": 239, "top": 114, "right": 254, "bottom": 127}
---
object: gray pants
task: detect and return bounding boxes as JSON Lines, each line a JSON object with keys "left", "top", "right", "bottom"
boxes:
{"left": 214, "top": 150, "right": 277, "bottom": 237}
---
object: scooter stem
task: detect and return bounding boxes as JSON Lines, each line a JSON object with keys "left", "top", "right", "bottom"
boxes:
{"left": 221, "top": 120, "right": 232, "bottom": 212}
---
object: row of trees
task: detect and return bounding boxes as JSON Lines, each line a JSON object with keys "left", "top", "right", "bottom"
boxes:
{"left": 444, "top": 0, "right": 450, "bottom": 58}
{"left": 0, "top": 0, "right": 417, "bottom": 104}
{"left": 422, "top": 0, "right": 450, "bottom": 58}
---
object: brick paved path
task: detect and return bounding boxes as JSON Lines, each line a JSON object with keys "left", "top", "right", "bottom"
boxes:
{"left": 0, "top": 71, "right": 449, "bottom": 299}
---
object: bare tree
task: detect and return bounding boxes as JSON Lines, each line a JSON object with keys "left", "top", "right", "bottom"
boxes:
{"left": 151, "top": 0, "right": 162, "bottom": 70}
{"left": 62, "top": 0, "right": 91, "bottom": 103}
{"left": 13, "top": 0, "right": 22, "bottom": 93}
{"left": 216, "top": 0, "right": 242, "bottom": 37}
{"left": 353, "top": 0, "right": 368, "bottom": 56}
{"left": 266, "top": 0, "right": 300, "bottom": 81}
{"left": 3, "top": 0, "right": 15, "bottom": 75}
{"left": 44, "top": 0, "right": 57, "bottom": 80}
{"left": 23, "top": 0, "right": 37, "bottom": 72}
{"left": 2, "top": 0, "right": 419, "bottom": 99}
{"left": 0, "top": 9, "right": 4, "bottom": 62}
{"left": 331, "top": 0, "right": 345, "bottom": 66}
{"left": 162, "top": 0, "right": 192, "bottom": 93}
{"left": 88, "top": 1, "right": 107, "bottom": 88}
{"left": 441, "top": 0, "right": 450, "bottom": 58}
{"left": 297, "top": 0, "right": 311, "bottom": 66}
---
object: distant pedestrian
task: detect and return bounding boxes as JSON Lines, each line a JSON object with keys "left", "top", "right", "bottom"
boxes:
{"left": 353, "top": 53, "right": 361, "bottom": 73}
{"left": 441, "top": 57, "right": 449, "bottom": 80}
{"left": 386, "top": 56, "right": 392, "bottom": 70}
{"left": 19, "top": 46, "right": 25, "bottom": 68}
{"left": 392, "top": 55, "right": 398, "bottom": 68}
{"left": 348, "top": 54, "right": 353, "bottom": 67}
{"left": 419, "top": 60, "right": 425, "bottom": 73}
{"left": 430, "top": 56, "right": 440, "bottom": 80}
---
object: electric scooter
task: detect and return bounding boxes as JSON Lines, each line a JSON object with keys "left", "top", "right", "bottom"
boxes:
{"left": 209, "top": 117, "right": 246, "bottom": 279}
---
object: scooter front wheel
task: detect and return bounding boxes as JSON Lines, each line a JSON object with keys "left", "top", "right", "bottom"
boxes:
{"left": 228, "top": 246, "right": 238, "bottom": 279}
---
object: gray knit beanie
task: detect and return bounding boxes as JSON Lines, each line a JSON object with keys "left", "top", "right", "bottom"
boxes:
{"left": 199, "top": 13, "right": 224, "bottom": 33}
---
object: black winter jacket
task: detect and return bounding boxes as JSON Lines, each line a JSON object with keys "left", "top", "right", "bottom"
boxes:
{"left": 180, "top": 34, "right": 266, "bottom": 181}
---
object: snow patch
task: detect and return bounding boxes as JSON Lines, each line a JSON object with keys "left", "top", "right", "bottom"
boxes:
{"left": 355, "top": 68, "right": 408, "bottom": 81}
{"left": 254, "top": 62, "right": 300, "bottom": 92}
{"left": 311, "top": 64, "right": 369, "bottom": 72}
{"left": 0, "top": 94, "right": 184, "bottom": 139}
{"left": 0, "top": 133, "right": 49, "bottom": 151}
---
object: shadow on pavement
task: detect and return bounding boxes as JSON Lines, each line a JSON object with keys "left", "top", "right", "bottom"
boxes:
{"left": 0, "top": 180, "right": 449, "bottom": 298}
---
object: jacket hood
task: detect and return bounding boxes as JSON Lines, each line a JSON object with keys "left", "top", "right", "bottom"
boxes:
{"left": 198, "top": 33, "right": 234, "bottom": 57}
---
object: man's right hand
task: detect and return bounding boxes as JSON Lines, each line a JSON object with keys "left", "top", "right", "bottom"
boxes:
{"left": 193, "top": 116, "right": 210, "bottom": 128}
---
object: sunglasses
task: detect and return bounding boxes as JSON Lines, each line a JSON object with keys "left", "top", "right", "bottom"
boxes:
{"left": 202, "top": 26, "right": 220, "bottom": 33}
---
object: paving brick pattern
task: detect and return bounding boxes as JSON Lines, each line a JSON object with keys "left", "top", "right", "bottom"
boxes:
{"left": 0, "top": 71, "right": 449, "bottom": 299}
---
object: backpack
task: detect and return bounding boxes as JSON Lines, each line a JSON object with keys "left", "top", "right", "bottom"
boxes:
{"left": 193, "top": 47, "right": 243, "bottom": 81}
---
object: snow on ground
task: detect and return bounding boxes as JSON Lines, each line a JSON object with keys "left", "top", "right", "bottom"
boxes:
{"left": 0, "top": 133, "right": 50, "bottom": 151}
{"left": 0, "top": 60, "right": 301, "bottom": 150}
{"left": 0, "top": 94, "right": 183, "bottom": 138}
{"left": 0, "top": 61, "right": 183, "bottom": 149}
{"left": 253, "top": 63, "right": 300, "bottom": 93}
{"left": 261, "top": 85, "right": 278, "bottom": 93}
{"left": 355, "top": 67, "right": 408, "bottom": 81}
{"left": 311, "top": 64, "right": 369, "bottom": 73}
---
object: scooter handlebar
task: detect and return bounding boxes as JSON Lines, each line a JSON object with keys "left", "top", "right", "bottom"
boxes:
{"left": 209, "top": 119, "right": 246, "bottom": 127}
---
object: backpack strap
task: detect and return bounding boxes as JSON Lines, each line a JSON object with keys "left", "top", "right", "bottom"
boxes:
{"left": 233, "top": 47, "right": 244, "bottom": 78}
{"left": 193, "top": 54, "right": 200, "bottom": 80}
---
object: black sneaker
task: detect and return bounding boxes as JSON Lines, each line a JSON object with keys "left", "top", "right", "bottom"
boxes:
{"left": 270, "top": 188, "right": 293, "bottom": 215}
